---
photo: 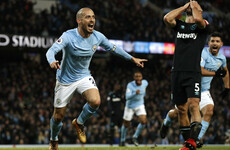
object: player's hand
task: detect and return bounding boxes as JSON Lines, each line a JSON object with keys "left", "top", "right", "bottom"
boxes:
{"left": 131, "top": 57, "right": 148, "bottom": 68}
{"left": 136, "top": 90, "right": 140, "bottom": 94}
{"left": 215, "top": 67, "right": 226, "bottom": 77}
{"left": 183, "top": 1, "right": 190, "bottom": 10}
{"left": 190, "top": 0, "right": 203, "bottom": 11}
{"left": 220, "top": 88, "right": 230, "bottom": 99}
{"left": 50, "top": 61, "right": 61, "bottom": 70}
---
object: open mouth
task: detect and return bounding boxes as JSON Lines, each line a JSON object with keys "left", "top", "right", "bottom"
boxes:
{"left": 212, "top": 46, "right": 218, "bottom": 50}
{"left": 88, "top": 24, "right": 94, "bottom": 30}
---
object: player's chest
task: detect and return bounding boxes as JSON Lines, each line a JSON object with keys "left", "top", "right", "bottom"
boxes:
{"left": 69, "top": 39, "right": 100, "bottom": 55}
{"left": 133, "top": 86, "right": 146, "bottom": 92}
{"left": 176, "top": 24, "right": 199, "bottom": 40}
{"left": 205, "top": 57, "right": 223, "bottom": 71}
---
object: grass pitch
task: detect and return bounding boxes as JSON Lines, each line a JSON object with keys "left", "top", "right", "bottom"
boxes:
{"left": 1, "top": 146, "right": 230, "bottom": 150}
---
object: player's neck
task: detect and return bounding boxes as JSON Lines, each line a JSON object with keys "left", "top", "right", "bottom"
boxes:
{"left": 209, "top": 49, "right": 219, "bottom": 56}
{"left": 135, "top": 82, "right": 142, "bottom": 86}
{"left": 78, "top": 28, "right": 91, "bottom": 38}
{"left": 185, "top": 16, "right": 195, "bottom": 23}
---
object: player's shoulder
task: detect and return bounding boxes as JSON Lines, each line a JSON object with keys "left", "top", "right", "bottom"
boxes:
{"left": 142, "top": 79, "right": 148, "bottom": 85}
{"left": 202, "top": 47, "right": 209, "bottom": 56}
{"left": 173, "top": 19, "right": 183, "bottom": 29}
{"left": 128, "top": 81, "right": 135, "bottom": 86}
{"left": 92, "top": 30, "right": 106, "bottom": 39}
{"left": 203, "top": 47, "right": 209, "bottom": 53}
{"left": 217, "top": 52, "right": 226, "bottom": 60}
{"left": 65, "top": 28, "right": 76, "bottom": 34}
{"left": 64, "top": 28, "right": 77, "bottom": 37}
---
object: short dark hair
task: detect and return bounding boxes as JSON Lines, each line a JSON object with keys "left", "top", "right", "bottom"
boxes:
{"left": 133, "top": 70, "right": 142, "bottom": 75}
{"left": 209, "top": 32, "right": 223, "bottom": 41}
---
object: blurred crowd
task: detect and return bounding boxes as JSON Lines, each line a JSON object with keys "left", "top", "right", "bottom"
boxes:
{"left": 0, "top": 54, "right": 230, "bottom": 145}
{"left": 1, "top": 0, "right": 230, "bottom": 44}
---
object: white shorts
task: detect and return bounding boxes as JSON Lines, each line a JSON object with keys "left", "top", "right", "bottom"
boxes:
{"left": 199, "top": 90, "right": 214, "bottom": 110}
{"left": 123, "top": 105, "right": 147, "bottom": 121}
{"left": 174, "top": 90, "right": 214, "bottom": 111}
{"left": 54, "top": 76, "right": 98, "bottom": 108}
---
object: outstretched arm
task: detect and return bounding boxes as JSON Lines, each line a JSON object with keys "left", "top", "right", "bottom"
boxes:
{"left": 163, "top": 2, "right": 190, "bottom": 28}
{"left": 100, "top": 34, "right": 148, "bottom": 68}
{"left": 131, "top": 57, "right": 147, "bottom": 68}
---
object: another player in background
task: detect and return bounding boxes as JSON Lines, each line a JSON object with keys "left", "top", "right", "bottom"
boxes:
{"left": 46, "top": 7, "right": 147, "bottom": 150}
{"left": 163, "top": 0, "right": 209, "bottom": 149}
{"left": 160, "top": 32, "right": 230, "bottom": 148}
{"left": 120, "top": 71, "right": 148, "bottom": 146}
{"left": 107, "top": 83, "right": 123, "bottom": 145}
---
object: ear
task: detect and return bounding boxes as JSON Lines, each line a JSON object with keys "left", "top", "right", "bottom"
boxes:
{"left": 77, "top": 18, "right": 81, "bottom": 24}
{"left": 220, "top": 41, "right": 223, "bottom": 47}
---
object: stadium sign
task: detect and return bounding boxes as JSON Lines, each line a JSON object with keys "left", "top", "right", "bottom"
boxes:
{"left": 1, "top": 34, "right": 230, "bottom": 58}
{"left": 0, "top": 34, "right": 57, "bottom": 49}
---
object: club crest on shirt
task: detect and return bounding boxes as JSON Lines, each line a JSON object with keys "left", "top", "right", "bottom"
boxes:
{"left": 92, "top": 45, "right": 97, "bottom": 52}
{"left": 56, "top": 38, "right": 63, "bottom": 44}
{"left": 190, "top": 24, "right": 197, "bottom": 30}
{"left": 217, "top": 62, "right": 221, "bottom": 67}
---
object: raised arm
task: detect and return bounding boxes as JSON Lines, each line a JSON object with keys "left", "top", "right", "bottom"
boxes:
{"left": 163, "top": 2, "right": 190, "bottom": 28}
{"left": 190, "top": 0, "right": 206, "bottom": 29}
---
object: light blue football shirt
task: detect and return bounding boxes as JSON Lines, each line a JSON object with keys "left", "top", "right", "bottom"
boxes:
{"left": 200, "top": 48, "right": 226, "bottom": 91}
{"left": 125, "top": 79, "right": 148, "bottom": 108}
{"left": 46, "top": 28, "right": 132, "bottom": 84}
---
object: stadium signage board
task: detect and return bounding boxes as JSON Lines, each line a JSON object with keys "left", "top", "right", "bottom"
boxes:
{"left": 1, "top": 34, "right": 230, "bottom": 58}
{"left": 0, "top": 34, "right": 57, "bottom": 49}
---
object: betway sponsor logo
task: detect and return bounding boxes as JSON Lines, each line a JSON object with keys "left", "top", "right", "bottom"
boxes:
{"left": 177, "top": 32, "right": 197, "bottom": 39}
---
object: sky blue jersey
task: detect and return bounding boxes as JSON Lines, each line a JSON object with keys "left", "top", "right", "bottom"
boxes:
{"left": 125, "top": 79, "right": 148, "bottom": 108}
{"left": 200, "top": 48, "right": 226, "bottom": 91}
{"left": 46, "top": 28, "right": 132, "bottom": 84}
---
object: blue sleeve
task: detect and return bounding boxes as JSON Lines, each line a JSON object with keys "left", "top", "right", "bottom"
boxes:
{"left": 99, "top": 33, "right": 132, "bottom": 60}
{"left": 46, "top": 32, "right": 68, "bottom": 64}
{"left": 141, "top": 80, "right": 148, "bottom": 95}
{"left": 200, "top": 49, "right": 207, "bottom": 67}
{"left": 125, "top": 83, "right": 136, "bottom": 100}
{"left": 144, "top": 80, "right": 148, "bottom": 87}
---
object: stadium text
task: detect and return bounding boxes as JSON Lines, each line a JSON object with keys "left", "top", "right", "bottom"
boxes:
{"left": 0, "top": 34, "right": 57, "bottom": 48}
{"left": 1, "top": 34, "right": 230, "bottom": 58}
